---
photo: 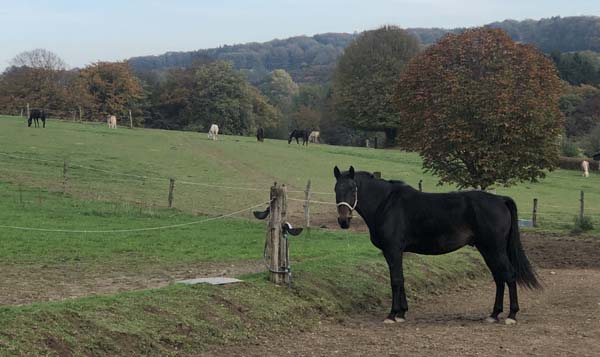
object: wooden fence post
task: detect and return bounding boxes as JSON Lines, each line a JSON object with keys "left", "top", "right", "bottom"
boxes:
{"left": 63, "top": 160, "right": 68, "bottom": 194}
{"left": 418, "top": 179, "right": 423, "bottom": 192}
{"left": 78, "top": 106, "right": 82, "bottom": 121}
{"left": 267, "top": 183, "right": 289, "bottom": 284}
{"left": 129, "top": 110, "right": 133, "bottom": 129}
{"left": 26, "top": 103, "right": 30, "bottom": 119}
{"left": 532, "top": 198, "right": 538, "bottom": 227}
{"left": 580, "top": 190, "right": 584, "bottom": 222}
{"left": 168, "top": 178, "right": 175, "bottom": 208}
{"left": 303, "top": 180, "right": 311, "bottom": 229}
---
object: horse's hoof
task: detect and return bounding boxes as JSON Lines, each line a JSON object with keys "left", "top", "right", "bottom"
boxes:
{"left": 504, "top": 318, "right": 517, "bottom": 325}
{"left": 383, "top": 318, "right": 396, "bottom": 324}
{"left": 485, "top": 316, "right": 499, "bottom": 323}
{"left": 394, "top": 317, "right": 406, "bottom": 323}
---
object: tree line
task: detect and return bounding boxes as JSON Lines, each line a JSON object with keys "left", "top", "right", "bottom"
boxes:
{"left": 128, "top": 16, "right": 600, "bottom": 86}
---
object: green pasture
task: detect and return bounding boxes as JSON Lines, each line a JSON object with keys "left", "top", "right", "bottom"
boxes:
{"left": 0, "top": 180, "right": 485, "bottom": 355}
{"left": 0, "top": 115, "right": 599, "bottom": 232}
{"left": 0, "top": 114, "right": 597, "bottom": 354}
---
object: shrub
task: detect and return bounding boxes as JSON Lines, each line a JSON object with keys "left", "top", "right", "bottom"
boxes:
{"left": 558, "top": 156, "right": 599, "bottom": 171}
{"left": 572, "top": 215, "right": 594, "bottom": 234}
{"left": 560, "top": 137, "right": 580, "bottom": 157}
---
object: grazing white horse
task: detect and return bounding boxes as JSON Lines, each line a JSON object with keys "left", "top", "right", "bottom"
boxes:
{"left": 309, "top": 131, "right": 320, "bottom": 144}
{"left": 581, "top": 160, "right": 590, "bottom": 177}
{"left": 107, "top": 115, "right": 117, "bottom": 129}
{"left": 208, "top": 124, "right": 219, "bottom": 141}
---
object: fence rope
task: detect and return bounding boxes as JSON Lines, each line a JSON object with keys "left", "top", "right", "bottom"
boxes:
{"left": 1, "top": 152, "right": 328, "bottom": 193}
{"left": 287, "top": 197, "right": 337, "bottom": 205}
{"left": 0, "top": 201, "right": 269, "bottom": 233}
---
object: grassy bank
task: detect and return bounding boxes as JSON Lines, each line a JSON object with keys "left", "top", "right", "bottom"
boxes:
{"left": 0, "top": 182, "right": 486, "bottom": 355}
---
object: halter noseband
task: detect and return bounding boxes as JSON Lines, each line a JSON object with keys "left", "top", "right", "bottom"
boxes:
{"left": 336, "top": 184, "right": 358, "bottom": 213}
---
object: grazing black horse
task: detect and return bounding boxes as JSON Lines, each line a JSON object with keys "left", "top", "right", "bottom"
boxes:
{"left": 288, "top": 129, "right": 309, "bottom": 145}
{"left": 28, "top": 109, "right": 46, "bottom": 128}
{"left": 256, "top": 127, "right": 265, "bottom": 142}
{"left": 334, "top": 166, "right": 540, "bottom": 325}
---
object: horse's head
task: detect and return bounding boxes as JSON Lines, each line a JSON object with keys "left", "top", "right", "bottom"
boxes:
{"left": 334, "top": 166, "right": 357, "bottom": 229}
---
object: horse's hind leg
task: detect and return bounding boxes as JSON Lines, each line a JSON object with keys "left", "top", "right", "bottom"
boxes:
{"left": 506, "top": 281, "right": 519, "bottom": 324}
{"left": 477, "top": 246, "right": 516, "bottom": 323}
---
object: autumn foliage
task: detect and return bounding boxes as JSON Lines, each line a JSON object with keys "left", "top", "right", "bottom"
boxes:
{"left": 395, "top": 28, "right": 564, "bottom": 189}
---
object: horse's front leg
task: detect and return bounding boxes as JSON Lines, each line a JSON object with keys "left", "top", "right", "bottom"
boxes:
{"left": 383, "top": 250, "right": 408, "bottom": 323}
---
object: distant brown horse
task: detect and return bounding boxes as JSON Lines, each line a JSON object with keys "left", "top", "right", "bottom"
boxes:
{"left": 256, "top": 127, "right": 264, "bottom": 142}
{"left": 28, "top": 109, "right": 46, "bottom": 128}
{"left": 288, "top": 129, "right": 309, "bottom": 145}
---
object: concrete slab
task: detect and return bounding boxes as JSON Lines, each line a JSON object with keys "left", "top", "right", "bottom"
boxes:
{"left": 176, "top": 277, "right": 243, "bottom": 285}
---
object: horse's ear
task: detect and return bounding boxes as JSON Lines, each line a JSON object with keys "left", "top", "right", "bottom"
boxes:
{"left": 349, "top": 166, "right": 355, "bottom": 179}
{"left": 334, "top": 166, "right": 341, "bottom": 179}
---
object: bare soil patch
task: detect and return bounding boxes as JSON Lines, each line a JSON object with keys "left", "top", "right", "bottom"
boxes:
{"left": 205, "top": 234, "right": 600, "bottom": 357}
{"left": 0, "top": 260, "right": 262, "bottom": 306}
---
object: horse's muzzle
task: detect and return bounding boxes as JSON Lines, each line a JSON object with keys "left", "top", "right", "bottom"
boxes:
{"left": 338, "top": 217, "right": 351, "bottom": 229}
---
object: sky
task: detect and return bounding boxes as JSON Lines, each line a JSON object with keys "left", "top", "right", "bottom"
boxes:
{"left": 1, "top": 0, "right": 598, "bottom": 70}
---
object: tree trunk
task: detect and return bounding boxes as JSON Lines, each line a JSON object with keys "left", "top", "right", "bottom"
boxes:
{"left": 384, "top": 128, "right": 398, "bottom": 147}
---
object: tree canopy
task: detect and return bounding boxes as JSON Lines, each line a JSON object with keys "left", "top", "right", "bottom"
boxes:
{"left": 146, "top": 61, "right": 280, "bottom": 134}
{"left": 332, "top": 25, "right": 420, "bottom": 145}
{"left": 78, "top": 62, "right": 144, "bottom": 120}
{"left": 395, "top": 28, "right": 564, "bottom": 190}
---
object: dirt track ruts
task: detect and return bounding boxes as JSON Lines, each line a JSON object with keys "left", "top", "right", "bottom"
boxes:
{"left": 206, "top": 234, "right": 600, "bottom": 357}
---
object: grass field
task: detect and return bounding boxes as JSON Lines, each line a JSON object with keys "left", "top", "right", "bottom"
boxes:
{"left": 0, "top": 115, "right": 597, "bottom": 354}
{"left": 0, "top": 178, "right": 485, "bottom": 355}
{"left": 1, "top": 115, "right": 599, "bottom": 232}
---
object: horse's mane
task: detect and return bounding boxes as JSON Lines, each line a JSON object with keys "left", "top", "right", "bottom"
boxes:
{"left": 354, "top": 171, "right": 410, "bottom": 188}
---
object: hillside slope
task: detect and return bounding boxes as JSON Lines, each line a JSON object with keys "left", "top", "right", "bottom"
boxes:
{"left": 128, "top": 16, "right": 600, "bottom": 84}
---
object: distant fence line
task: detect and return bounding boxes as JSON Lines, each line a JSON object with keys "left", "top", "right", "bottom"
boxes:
{"left": 1, "top": 152, "right": 598, "bottom": 231}
{"left": 0, "top": 151, "right": 334, "bottom": 196}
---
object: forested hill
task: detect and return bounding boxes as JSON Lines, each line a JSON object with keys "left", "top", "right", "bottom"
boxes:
{"left": 128, "top": 16, "right": 600, "bottom": 84}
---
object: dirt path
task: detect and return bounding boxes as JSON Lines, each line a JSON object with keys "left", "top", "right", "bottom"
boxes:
{"left": 206, "top": 235, "right": 600, "bottom": 357}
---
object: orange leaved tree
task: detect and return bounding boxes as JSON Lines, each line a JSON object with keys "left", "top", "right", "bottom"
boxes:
{"left": 395, "top": 28, "right": 564, "bottom": 190}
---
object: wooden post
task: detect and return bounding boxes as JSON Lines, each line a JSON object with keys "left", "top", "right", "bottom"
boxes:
{"left": 63, "top": 160, "right": 68, "bottom": 194}
{"left": 267, "top": 183, "right": 289, "bottom": 284}
{"left": 280, "top": 185, "right": 289, "bottom": 284}
{"left": 373, "top": 171, "right": 381, "bottom": 179}
{"left": 532, "top": 198, "right": 538, "bottom": 227}
{"left": 418, "top": 179, "right": 423, "bottom": 192}
{"left": 580, "top": 190, "right": 584, "bottom": 222}
{"left": 26, "top": 103, "right": 30, "bottom": 119}
{"left": 365, "top": 139, "right": 370, "bottom": 148}
{"left": 129, "top": 110, "right": 133, "bottom": 129}
{"left": 20, "top": 109, "right": 23, "bottom": 117}
{"left": 78, "top": 106, "right": 82, "bottom": 121}
{"left": 168, "top": 178, "right": 175, "bottom": 208}
{"left": 303, "top": 180, "right": 311, "bottom": 229}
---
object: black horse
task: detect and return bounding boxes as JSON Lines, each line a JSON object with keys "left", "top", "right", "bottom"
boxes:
{"left": 334, "top": 166, "right": 540, "bottom": 325}
{"left": 288, "top": 129, "right": 309, "bottom": 145}
{"left": 256, "top": 127, "right": 265, "bottom": 142}
{"left": 28, "top": 109, "right": 46, "bottom": 128}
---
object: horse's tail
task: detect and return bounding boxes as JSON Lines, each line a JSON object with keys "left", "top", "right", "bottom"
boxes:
{"left": 504, "top": 198, "right": 542, "bottom": 289}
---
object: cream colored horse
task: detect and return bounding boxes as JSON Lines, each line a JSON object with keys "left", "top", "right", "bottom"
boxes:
{"left": 208, "top": 124, "right": 219, "bottom": 140}
{"left": 581, "top": 160, "right": 590, "bottom": 177}
{"left": 107, "top": 115, "right": 117, "bottom": 129}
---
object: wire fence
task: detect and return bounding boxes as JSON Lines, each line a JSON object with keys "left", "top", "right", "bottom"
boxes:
{"left": 1, "top": 150, "right": 599, "bottom": 232}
